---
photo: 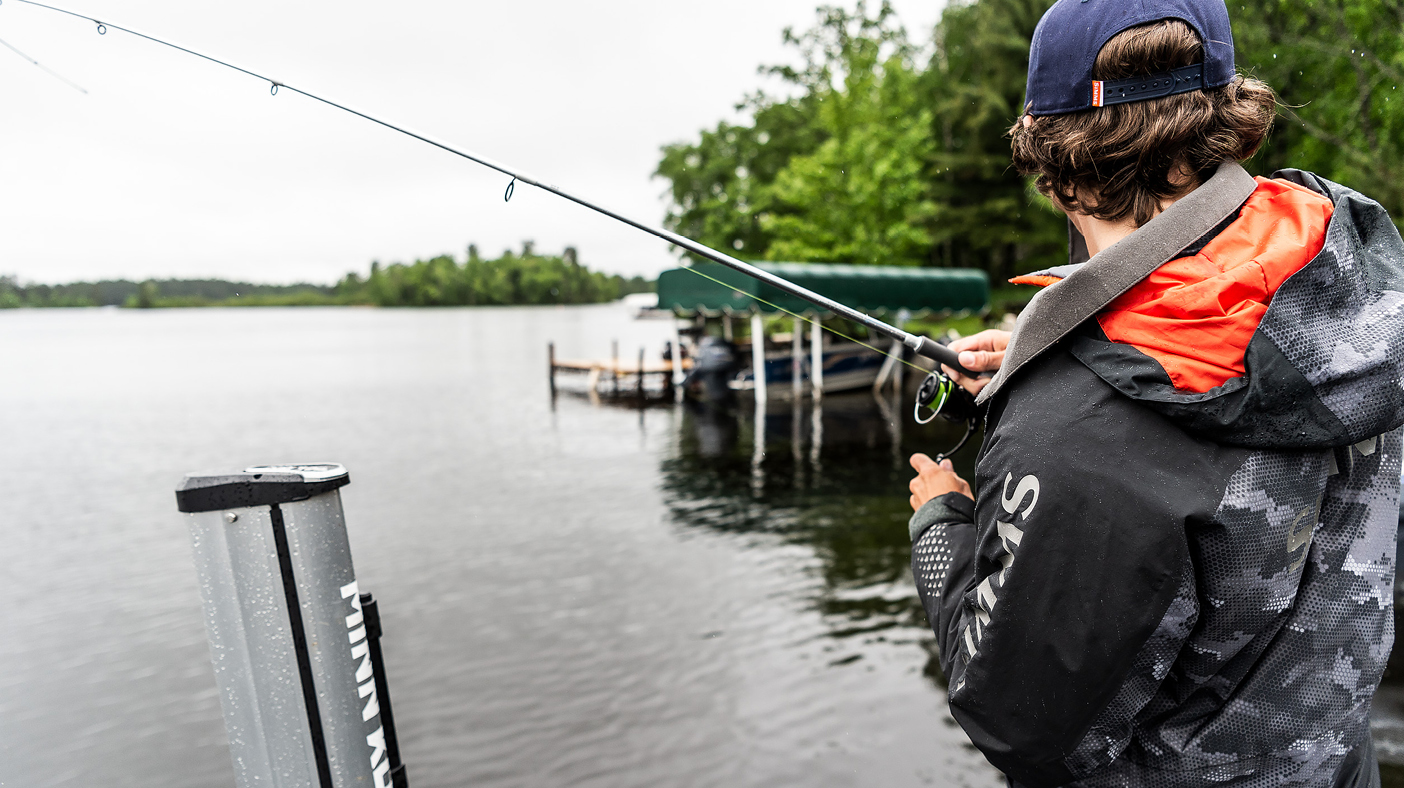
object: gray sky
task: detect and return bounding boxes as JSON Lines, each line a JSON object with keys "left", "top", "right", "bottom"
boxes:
{"left": 0, "top": 0, "right": 944, "bottom": 284}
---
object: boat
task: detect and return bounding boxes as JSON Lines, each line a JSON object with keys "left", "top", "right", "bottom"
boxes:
{"left": 655, "top": 261, "right": 989, "bottom": 403}
{"left": 729, "top": 340, "right": 888, "bottom": 397}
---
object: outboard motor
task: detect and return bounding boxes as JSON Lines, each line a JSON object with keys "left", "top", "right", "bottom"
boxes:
{"left": 682, "top": 335, "right": 738, "bottom": 403}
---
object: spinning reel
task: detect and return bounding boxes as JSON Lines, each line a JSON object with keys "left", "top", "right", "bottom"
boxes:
{"left": 914, "top": 369, "right": 980, "bottom": 462}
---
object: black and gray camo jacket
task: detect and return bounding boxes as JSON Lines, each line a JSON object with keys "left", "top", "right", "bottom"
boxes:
{"left": 911, "top": 165, "right": 1404, "bottom": 788}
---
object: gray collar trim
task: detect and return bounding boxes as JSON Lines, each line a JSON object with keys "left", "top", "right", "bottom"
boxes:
{"left": 976, "top": 160, "right": 1259, "bottom": 405}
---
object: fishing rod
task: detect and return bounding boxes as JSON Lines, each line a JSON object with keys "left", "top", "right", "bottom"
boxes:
{"left": 0, "top": 31, "right": 86, "bottom": 91}
{"left": 2, "top": 0, "right": 983, "bottom": 436}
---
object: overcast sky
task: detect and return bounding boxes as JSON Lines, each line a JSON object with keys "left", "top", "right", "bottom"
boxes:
{"left": 0, "top": 0, "right": 946, "bottom": 284}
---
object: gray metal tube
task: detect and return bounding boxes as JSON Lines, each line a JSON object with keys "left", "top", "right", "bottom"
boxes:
{"left": 178, "top": 464, "right": 402, "bottom": 788}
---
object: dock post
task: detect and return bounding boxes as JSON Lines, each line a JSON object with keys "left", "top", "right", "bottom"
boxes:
{"left": 893, "top": 309, "right": 910, "bottom": 399}
{"left": 177, "top": 464, "right": 408, "bottom": 788}
{"left": 611, "top": 339, "right": 619, "bottom": 396}
{"left": 548, "top": 341, "right": 556, "bottom": 398}
{"left": 752, "top": 403, "right": 767, "bottom": 497}
{"left": 751, "top": 311, "right": 767, "bottom": 408}
{"left": 791, "top": 316, "right": 803, "bottom": 400}
{"left": 670, "top": 319, "right": 685, "bottom": 402}
{"left": 751, "top": 312, "right": 768, "bottom": 497}
{"left": 637, "top": 347, "right": 646, "bottom": 403}
{"left": 873, "top": 346, "right": 899, "bottom": 394}
{"left": 810, "top": 317, "right": 824, "bottom": 401}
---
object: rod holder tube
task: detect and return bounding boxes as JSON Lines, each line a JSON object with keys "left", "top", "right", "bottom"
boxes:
{"left": 177, "top": 464, "right": 407, "bottom": 788}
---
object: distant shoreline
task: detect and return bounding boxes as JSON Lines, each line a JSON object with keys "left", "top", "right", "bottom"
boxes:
{"left": 1, "top": 245, "right": 654, "bottom": 310}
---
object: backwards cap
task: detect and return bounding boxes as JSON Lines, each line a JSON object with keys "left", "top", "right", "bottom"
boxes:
{"left": 1024, "top": 0, "right": 1235, "bottom": 116}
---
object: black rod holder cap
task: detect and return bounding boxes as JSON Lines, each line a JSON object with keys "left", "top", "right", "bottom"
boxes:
{"left": 175, "top": 463, "right": 350, "bottom": 513}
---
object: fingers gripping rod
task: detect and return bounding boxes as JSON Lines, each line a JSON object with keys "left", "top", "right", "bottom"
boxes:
{"left": 4, "top": 0, "right": 977, "bottom": 378}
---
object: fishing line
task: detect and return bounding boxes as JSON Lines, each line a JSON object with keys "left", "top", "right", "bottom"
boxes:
{"left": 2, "top": 0, "right": 976, "bottom": 380}
{"left": 0, "top": 32, "right": 87, "bottom": 92}
{"left": 677, "top": 264, "right": 930, "bottom": 376}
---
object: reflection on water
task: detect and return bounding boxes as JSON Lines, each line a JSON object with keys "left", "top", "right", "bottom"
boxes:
{"left": 662, "top": 394, "right": 980, "bottom": 684}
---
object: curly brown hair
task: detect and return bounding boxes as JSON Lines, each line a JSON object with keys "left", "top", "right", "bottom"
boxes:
{"left": 1009, "top": 20, "right": 1277, "bottom": 227}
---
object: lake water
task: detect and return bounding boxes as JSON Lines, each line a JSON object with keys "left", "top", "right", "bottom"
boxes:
{"left": 0, "top": 304, "right": 1001, "bottom": 787}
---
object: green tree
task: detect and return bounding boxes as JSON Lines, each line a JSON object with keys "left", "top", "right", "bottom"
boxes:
{"left": 135, "top": 280, "right": 159, "bottom": 309}
{"left": 1234, "top": 0, "right": 1404, "bottom": 225}
{"left": 760, "top": 2, "right": 938, "bottom": 266}
{"left": 657, "top": 96, "right": 827, "bottom": 259}
{"left": 655, "top": 0, "right": 1065, "bottom": 276}
{"left": 339, "top": 244, "right": 647, "bottom": 307}
{"left": 922, "top": 0, "right": 1062, "bottom": 278}
{"left": 0, "top": 276, "right": 20, "bottom": 309}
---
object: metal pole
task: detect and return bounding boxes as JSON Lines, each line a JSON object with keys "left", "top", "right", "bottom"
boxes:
{"left": 670, "top": 320, "right": 684, "bottom": 394}
{"left": 893, "top": 309, "right": 910, "bottom": 399}
{"left": 177, "top": 464, "right": 408, "bottom": 788}
{"left": 791, "top": 317, "right": 803, "bottom": 401}
{"left": 873, "top": 346, "right": 899, "bottom": 394}
{"left": 792, "top": 395, "right": 803, "bottom": 488}
{"left": 810, "top": 317, "right": 824, "bottom": 402}
{"left": 751, "top": 312, "right": 767, "bottom": 409}
{"left": 611, "top": 339, "right": 619, "bottom": 396}
{"left": 752, "top": 403, "right": 766, "bottom": 498}
{"left": 548, "top": 341, "right": 556, "bottom": 398}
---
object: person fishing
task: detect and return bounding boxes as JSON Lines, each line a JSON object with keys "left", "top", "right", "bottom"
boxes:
{"left": 905, "top": 0, "right": 1404, "bottom": 785}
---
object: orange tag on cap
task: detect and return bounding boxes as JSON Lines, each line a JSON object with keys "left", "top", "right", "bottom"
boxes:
{"left": 1092, "top": 81, "right": 1104, "bottom": 107}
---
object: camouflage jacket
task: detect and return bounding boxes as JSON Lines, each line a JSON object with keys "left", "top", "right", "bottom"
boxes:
{"left": 911, "top": 162, "right": 1404, "bottom": 787}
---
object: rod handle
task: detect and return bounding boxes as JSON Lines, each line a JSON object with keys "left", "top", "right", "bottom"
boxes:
{"left": 910, "top": 336, "right": 979, "bottom": 378}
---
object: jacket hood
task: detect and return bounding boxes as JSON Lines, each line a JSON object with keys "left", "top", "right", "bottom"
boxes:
{"left": 1011, "top": 170, "right": 1404, "bottom": 450}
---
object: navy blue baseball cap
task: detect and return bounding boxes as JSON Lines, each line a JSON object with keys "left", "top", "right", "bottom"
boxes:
{"left": 1025, "top": 0, "right": 1236, "bottom": 116}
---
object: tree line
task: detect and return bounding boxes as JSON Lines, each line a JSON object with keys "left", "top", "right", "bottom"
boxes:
{"left": 655, "top": 0, "right": 1404, "bottom": 282}
{"left": 0, "top": 244, "right": 652, "bottom": 308}
{"left": 0, "top": 276, "right": 336, "bottom": 308}
{"left": 335, "top": 244, "right": 652, "bottom": 307}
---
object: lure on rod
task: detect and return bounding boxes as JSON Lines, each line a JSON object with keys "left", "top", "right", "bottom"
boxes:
{"left": 2, "top": 0, "right": 984, "bottom": 442}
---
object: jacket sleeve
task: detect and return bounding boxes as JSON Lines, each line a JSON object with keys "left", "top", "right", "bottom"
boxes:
{"left": 910, "top": 492, "right": 979, "bottom": 676}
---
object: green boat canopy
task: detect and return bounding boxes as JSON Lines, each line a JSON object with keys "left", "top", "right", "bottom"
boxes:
{"left": 656, "top": 261, "right": 988, "bottom": 316}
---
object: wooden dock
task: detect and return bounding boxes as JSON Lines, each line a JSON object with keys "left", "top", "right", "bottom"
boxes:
{"left": 549, "top": 342, "right": 690, "bottom": 401}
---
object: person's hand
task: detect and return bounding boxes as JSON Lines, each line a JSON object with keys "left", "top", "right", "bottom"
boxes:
{"left": 944, "top": 329, "right": 1011, "bottom": 396}
{"left": 909, "top": 453, "right": 973, "bottom": 511}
